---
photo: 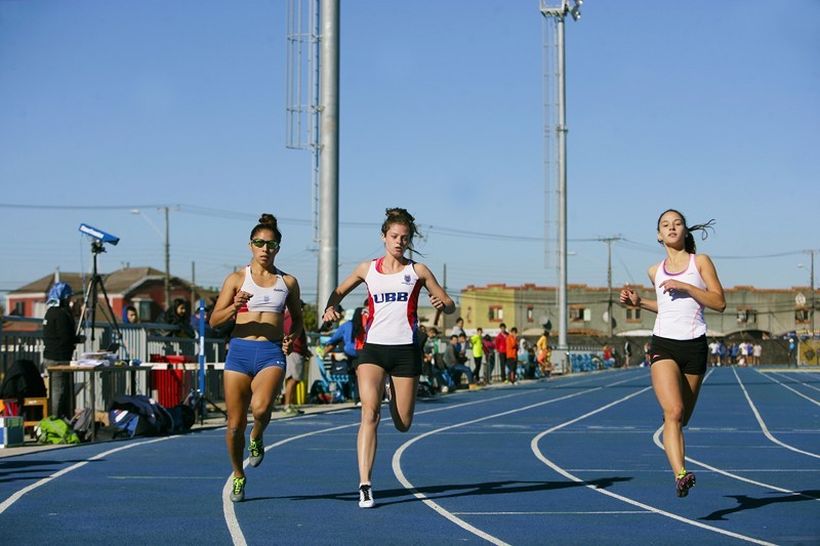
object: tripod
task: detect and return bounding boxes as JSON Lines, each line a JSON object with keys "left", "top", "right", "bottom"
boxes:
{"left": 76, "top": 240, "right": 128, "bottom": 359}
{"left": 185, "top": 386, "right": 227, "bottom": 425}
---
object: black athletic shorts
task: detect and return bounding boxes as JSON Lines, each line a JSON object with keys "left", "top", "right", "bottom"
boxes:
{"left": 649, "top": 335, "right": 708, "bottom": 375}
{"left": 357, "top": 343, "right": 422, "bottom": 377}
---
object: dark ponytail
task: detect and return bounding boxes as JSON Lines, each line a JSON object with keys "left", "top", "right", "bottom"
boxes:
{"left": 250, "top": 213, "right": 282, "bottom": 242}
{"left": 656, "top": 209, "right": 715, "bottom": 254}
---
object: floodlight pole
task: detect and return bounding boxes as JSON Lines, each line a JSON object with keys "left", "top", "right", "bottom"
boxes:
{"left": 164, "top": 206, "right": 171, "bottom": 312}
{"left": 317, "top": 0, "right": 340, "bottom": 312}
{"left": 541, "top": 0, "right": 580, "bottom": 353}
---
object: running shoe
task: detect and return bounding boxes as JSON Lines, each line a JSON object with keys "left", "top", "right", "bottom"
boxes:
{"left": 284, "top": 405, "right": 304, "bottom": 416}
{"left": 248, "top": 437, "right": 265, "bottom": 467}
{"left": 358, "top": 484, "right": 375, "bottom": 508}
{"left": 230, "top": 476, "right": 246, "bottom": 503}
{"left": 675, "top": 471, "right": 696, "bottom": 497}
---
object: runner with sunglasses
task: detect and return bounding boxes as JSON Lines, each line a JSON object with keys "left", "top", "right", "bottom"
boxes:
{"left": 210, "top": 213, "right": 304, "bottom": 502}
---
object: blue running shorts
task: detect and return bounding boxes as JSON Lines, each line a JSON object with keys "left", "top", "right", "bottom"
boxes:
{"left": 225, "top": 338, "right": 286, "bottom": 377}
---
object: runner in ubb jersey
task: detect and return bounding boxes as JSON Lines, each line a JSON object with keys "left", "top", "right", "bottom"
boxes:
{"left": 321, "top": 207, "right": 455, "bottom": 508}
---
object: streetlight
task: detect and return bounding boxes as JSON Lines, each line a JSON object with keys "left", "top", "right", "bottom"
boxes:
{"left": 540, "top": 0, "right": 583, "bottom": 355}
{"left": 131, "top": 207, "right": 171, "bottom": 312}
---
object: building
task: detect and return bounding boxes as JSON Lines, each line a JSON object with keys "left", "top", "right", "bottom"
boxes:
{"left": 5, "top": 267, "right": 217, "bottom": 323}
{"left": 458, "top": 282, "right": 818, "bottom": 338}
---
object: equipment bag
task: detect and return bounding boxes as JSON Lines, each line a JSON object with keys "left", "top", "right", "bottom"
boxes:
{"left": 35, "top": 416, "right": 80, "bottom": 445}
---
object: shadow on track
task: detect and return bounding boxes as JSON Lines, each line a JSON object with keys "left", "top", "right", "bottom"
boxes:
{"left": 259, "top": 477, "right": 633, "bottom": 506}
{"left": 700, "top": 490, "right": 820, "bottom": 521}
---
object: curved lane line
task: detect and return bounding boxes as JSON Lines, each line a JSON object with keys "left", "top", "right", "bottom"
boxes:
{"left": 733, "top": 368, "right": 820, "bottom": 459}
{"left": 225, "top": 372, "right": 640, "bottom": 545}
{"left": 0, "top": 436, "right": 174, "bottom": 515}
{"left": 530, "top": 387, "right": 777, "bottom": 546}
{"left": 391, "top": 374, "right": 647, "bottom": 545}
{"left": 650, "top": 426, "right": 820, "bottom": 501}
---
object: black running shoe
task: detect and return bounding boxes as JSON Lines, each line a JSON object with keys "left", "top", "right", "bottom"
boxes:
{"left": 675, "top": 472, "right": 696, "bottom": 497}
{"left": 358, "top": 484, "right": 375, "bottom": 508}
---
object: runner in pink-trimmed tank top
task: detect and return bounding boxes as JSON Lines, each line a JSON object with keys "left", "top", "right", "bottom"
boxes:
{"left": 620, "top": 209, "right": 725, "bottom": 498}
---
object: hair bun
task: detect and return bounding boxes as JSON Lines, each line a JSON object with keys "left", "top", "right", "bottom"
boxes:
{"left": 258, "top": 213, "right": 278, "bottom": 227}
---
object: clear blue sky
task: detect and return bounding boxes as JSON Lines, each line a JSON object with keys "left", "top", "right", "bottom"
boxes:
{"left": 1, "top": 1, "right": 818, "bottom": 309}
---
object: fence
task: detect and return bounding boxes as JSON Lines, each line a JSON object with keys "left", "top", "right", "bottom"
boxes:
{"left": 1, "top": 318, "right": 227, "bottom": 406}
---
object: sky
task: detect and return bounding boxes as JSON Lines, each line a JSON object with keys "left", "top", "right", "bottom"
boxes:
{"left": 1, "top": 0, "right": 818, "bottom": 310}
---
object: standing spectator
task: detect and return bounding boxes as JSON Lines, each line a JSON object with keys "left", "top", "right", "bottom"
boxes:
{"left": 708, "top": 339, "right": 719, "bottom": 366}
{"left": 752, "top": 342, "right": 763, "bottom": 366}
{"left": 42, "top": 282, "right": 85, "bottom": 418}
{"left": 787, "top": 335, "right": 797, "bottom": 365}
{"left": 481, "top": 334, "right": 495, "bottom": 384}
{"left": 536, "top": 328, "right": 551, "bottom": 377}
{"left": 494, "top": 324, "right": 508, "bottom": 384}
{"left": 451, "top": 317, "right": 465, "bottom": 338}
{"left": 283, "top": 301, "right": 310, "bottom": 415}
{"left": 505, "top": 326, "right": 519, "bottom": 383}
{"left": 124, "top": 305, "right": 140, "bottom": 324}
{"left": 623, "top": 339, "right": 633, "bottom": 368}
{"left": 469, "top": 327, "right": 485, "bottom": 383}
{"left": 162, "top": 298, "right": 195, "bottom": 338}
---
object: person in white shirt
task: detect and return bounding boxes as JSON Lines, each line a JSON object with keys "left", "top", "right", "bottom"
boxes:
{"left": 620, "top": 209, "right": 725, "bottom": 498}
{"left": 321, "top": 207, "right": 455, "bottom": 508}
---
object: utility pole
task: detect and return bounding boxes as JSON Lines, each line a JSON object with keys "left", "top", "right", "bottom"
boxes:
{"left": 164, "top": 206, "right": 171, "bottom": 312}
{"left": 599, "top": 235, "right": 622, "bottom": 337}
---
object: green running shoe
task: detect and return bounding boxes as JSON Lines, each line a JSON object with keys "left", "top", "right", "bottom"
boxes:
{"left": 248, "top": 437, "right": 265, "bottom": 467}
{"left": 230, "top": 476, "right": 246, "bottom": 503}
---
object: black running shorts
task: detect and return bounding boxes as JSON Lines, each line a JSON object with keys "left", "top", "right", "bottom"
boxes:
{"left": 357, "top": 343, "right": 422, "bottom": 377}
{"left": 649, "top": 335, "right": 708, "bottom": 375}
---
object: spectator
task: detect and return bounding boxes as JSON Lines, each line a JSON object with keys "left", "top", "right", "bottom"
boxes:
{"left": 451, "top": 316, "right": 465, "bottom": 337}
{"left": 787, "top": 335, "right": 797, "bottom": 365}
{"left": 536, "top": 328, "right": 552, "bottom": 377}
{"left": 283, "top": 301, "right": 310, "bottom": 415}
{"left": 42, "top": 282, "right": 84, "bottom": 418}
{"left": 494, "top": 323, "right": 508, "bottom": 384}
{"left": 505, "top": 326, "right": 519, "bottom": 383}
{"left": 623, "top": 339, "right": 633, "bottom": 368}
{"left": 124, "top": 305, "right": 140, "bottom": 324}
{"left": 443, "top": 335, "right": 476, "bottom": 388}
{"left": 481, "top": 334, "right": 495, "bottom": 384}
{"left": 469, "top": 327, "right": 485, "bottom": 384}
{"left": 752, "top": 342, "right": 763, "bottom": 366}
{"left": 162, "top": 298, "right": 195, "bottom": 338}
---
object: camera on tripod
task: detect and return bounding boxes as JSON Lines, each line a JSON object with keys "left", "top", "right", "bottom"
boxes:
{"left": 79, "top": 223, "right": 120, "bottom": 254}
{"left": 77, "top": 223, "right": 127, "bottom": 359}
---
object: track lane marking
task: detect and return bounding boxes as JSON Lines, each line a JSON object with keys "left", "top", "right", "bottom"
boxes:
{"left": 391, "top": 373, "right": 647, "bottom": 545}
{"left": 530, "top": 386, "right": 778, "bottom": 546}
{"left": 734, "top": 368, "right": 820, "bottom": 459}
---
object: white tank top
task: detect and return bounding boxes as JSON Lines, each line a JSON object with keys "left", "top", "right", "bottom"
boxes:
{"left": 652, "top": 253, "right": 707, "bottom": 340}
{"left": 238, "top": 265, "right": 288, "bottom": 314}
{"left": 364, "top": 258, "right": 422, "bottom": 345}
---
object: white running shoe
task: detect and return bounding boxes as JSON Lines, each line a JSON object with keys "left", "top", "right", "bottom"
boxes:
{"left": 358, "top": 484, "right": 375, "bottom": 508}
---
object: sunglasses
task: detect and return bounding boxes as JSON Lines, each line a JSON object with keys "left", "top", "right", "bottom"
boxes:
{"left": 250, "top": 238, "right": 280, "bottom": 250}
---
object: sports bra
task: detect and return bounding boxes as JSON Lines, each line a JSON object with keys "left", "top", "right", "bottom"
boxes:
{"left": 237, "top": 265, "right": 288, "bottom": 314}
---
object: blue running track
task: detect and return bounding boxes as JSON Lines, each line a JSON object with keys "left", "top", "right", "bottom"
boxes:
{"left": 1, "top": 367, "right": 818, "bottom": 545}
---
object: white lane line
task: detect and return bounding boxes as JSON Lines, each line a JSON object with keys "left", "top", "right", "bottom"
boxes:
{"left": 531, "top": 388, "right": 777, "bottom": 546}
{"left": 755, "top": 370, "right": 820, "bottom": 407}
{"left": 452, "top": 510, "right": 651, "bottom": 515}
{"left": 651, "top": 426, "right": 820, "bottom": 501}
{"left": 771, "top": 371, "right": 820, "bottom": 393}
{"left": 226, "top": 371, "right": 643, "bottom": 546}
{"left": 391, "top": 374, "right": 647, "bottom": 546}
{"left": 734, "top": 368, "right": 820, "bottom": 459}
{"left": 0, "top": 436, "right": 174, "bottom": 515}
